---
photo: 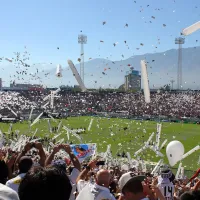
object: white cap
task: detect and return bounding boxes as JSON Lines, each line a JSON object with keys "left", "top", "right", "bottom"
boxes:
{"left": 0, "top": 184, "right": 19, "bottom": 200}
{"left": 118, "top": 172, "right": 146, "bottom": 191}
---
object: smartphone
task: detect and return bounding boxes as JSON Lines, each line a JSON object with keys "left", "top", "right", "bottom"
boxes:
{"left": 96, "top": 161, "right": 105, "bottom": 166}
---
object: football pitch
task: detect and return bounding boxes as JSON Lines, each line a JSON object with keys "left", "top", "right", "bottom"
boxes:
{"left": 0, "top": 116, "right": 200, "bottom": 171}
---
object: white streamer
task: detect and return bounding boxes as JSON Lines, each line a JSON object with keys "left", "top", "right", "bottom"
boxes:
{"left": 141, "top": 60, "right": 150, "bottom": 103}
{"left": 88, "top": 118, "right": 93, "bottom": 131}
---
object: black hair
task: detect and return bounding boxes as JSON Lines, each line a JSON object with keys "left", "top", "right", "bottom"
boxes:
{"left": 122, "top": 179, "right": 143, "bottom": 195}
{"left": 180, "top": 191, "right": 200, "bottom": 200}
{"left": 19, "top": 157, "right": 33, "bottom": 174}
{"left": 18, "top": 166, "right": 72, "bottom": 200}
{"left": 0, "top": 160, "right": 8, "bottom": 184}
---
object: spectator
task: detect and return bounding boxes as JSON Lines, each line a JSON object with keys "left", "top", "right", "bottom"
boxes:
{"left": 0, "top": 183, "right": 19, "bottom": 200}
{"left": 45, "top": 144, "right": 81, "bottom": 200}
{"left": 180, "top": 190, "right": 200, "bottom": 200}
{"left": 6, "top": 156, "right": 33, "bottom": 192}
{"left": 76, "top": 169, "right": 116, "bottom": 200}
{"left": 18, "top": 166, "right": 72, "bottom": 200}
{"left": 0, "top": 160, "right": 8, "bottom": 184}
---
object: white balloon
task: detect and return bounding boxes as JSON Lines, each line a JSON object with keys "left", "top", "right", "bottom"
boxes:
{"left": 166, "top": 140, "right": 184, "bottom": 166}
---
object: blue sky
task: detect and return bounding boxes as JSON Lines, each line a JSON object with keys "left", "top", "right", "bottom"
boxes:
{"left": 0, "top": 0, "right": 200, "bottom": 86}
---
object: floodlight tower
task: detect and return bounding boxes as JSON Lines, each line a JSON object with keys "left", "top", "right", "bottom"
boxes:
{"left": 175, "top": 37, "right": 185, "bottom": 90}
{"left": 78, "top": 34, "right": 87, "bottom": 83}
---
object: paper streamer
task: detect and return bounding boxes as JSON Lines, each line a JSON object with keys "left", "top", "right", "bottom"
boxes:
{"left": 29, "top": 107, "right": 34, "bottom": 120}
{"left": 149, "top": 146, "right": 164, "bottom": 157}
{"left": 47, "top": 120, "right": 52, "bottom": 133}
{"left": 159, "top": 139, "right": 168, "bottom": 151}
{"left": 126, "top": 152, "right": 132, "bottom": 167}
{"left": 31, "top": 112, "right": 43, "bottom": 127}
{"left": 5, "top": 58, "right": 12, "bottom": 62}
{"left": 68, "top": 60, "right": 87, "bottom": 92}
{"left": 0, "top": 131, "right": 4, "bottom": 148}
{"left": 43, "top": 88, "right": 61, "bottom": 102}
{"left": 141, "top": 160, "right": 147, "bottom": 172}
{"left": 182, "top": 145, "right": 200, "bottom": 160}
{"left": 156, "top": 124, "right": 162, "bottom": 149}
{"left": 30, "top": 138, "right": 41, "bottom": 143}
{"left": 180, "top": 167, "right": 184, "bottom": 179}
{"left": 57, "top": 121, "right": 62, "bottom": 133}
{"left": 63, "top": 125, "right": 82, "bottom": 143}
{"left": 7, "top": 106, "right": 18, "bottom": 117}
{"left": 151, "top": 159, "right": 163, "bottom": 175}
{"left": 48, "top": 114, "right": 57, "bottom": 122}
{"left": 52, "top": 132, "right": 62, "bottom": 140}
{"left": 182, "top": 21, "right": 200, "bottom": 36}
{"left": 31, "top": 128, "right": 38, "bottom": 139}
{"left": 140, "top": 60, "right": 150, "bottom": 103}
{"left": 56, "top": 138, "right": 64, "bottom": 145}
{"left": 8, "top": 124, "right": 13, "bottom": 135}
{"left": 56, "top": 64, "right": 62, "bottom": 77}
{"left": 49, "top": 142, "right": 55, "bottom": 148}
{"left": 50, "top": 91, "right": 54, "bottom": 109}
{"left": 134, "top": 145, "right": 148, "bottom": 156}
{"left": 66, "top": 130, "right": 70, "bottom": 141}
{"left": 42, "top": 102, "right": 49, "bottom": 109}
{"left": 146, "top": 132, "right": 155, "bottom": 145}
{"left": 88, "top": 118, "right": 93, "bottom": 131}
{"left": 175, "top": 162, "right": 182, "bottom": 179}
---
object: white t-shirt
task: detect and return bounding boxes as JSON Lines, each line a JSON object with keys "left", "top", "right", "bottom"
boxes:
{"left": 6, "top": 173, "right": 26, "bottom": 193}
{"left": 77, "top": 180, "right": 88, "bottom": 193}
{"left": 76, "top": 183, "right": 116, "bottom": 200}
{"left": 0, "top": 183, "right": 19, "bottom": 200}
{"left": 68, "top": 168, "right": 80, "bottom": 200}
{"left": 158, "top": 181, "right": 174, "bottom": 200}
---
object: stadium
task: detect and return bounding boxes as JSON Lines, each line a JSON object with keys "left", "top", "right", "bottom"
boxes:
{"left": 1, "top": 1, "right": 200, "bottom": 199}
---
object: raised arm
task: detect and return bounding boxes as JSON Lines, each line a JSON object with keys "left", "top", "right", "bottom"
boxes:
{"left": 76, "top": 160, "right": 97, "bottom": 183}
{"left": 45, "top": 145, "right": 61, "bottom": 166}
{"left": 35, "top": 142, "right": 46, "bottom": 167}
{"left": 62, "top": 144, "right": 81, "bottom": 171}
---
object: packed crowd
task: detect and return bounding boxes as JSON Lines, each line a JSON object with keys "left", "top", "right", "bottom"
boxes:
{"left": 1, "top": 91, "right": 200, "bottom": 118}
{"left": 0, "top": 140, "right": 200, "bottom": 200}
{"left": 1, "top": 90, "right": 200, "bottom": 199}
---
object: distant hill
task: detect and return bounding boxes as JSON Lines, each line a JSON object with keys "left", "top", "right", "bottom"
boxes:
{"left": 1, "top": 46, "right": 200, "bottom": 89}
{"left": 39, "top": 46, "right": 200, "bottom": 89}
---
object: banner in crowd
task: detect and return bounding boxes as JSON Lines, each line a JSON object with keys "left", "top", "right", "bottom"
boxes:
{"left": 70, "top": 143, "right": 97, "bottom": 162}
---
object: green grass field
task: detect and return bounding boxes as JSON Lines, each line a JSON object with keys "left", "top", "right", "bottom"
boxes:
{"left": 0, "top": 116, "right": 200, "bottom": 171}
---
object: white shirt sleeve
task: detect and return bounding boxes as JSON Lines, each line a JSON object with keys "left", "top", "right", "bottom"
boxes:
{"left": 77, "top": 180, "right": 87, "bottom": 193}
{"left": 69, "top": 168, "right": 80, "bottom": 184}
{"left": 96, "top": 191, "right": 116, "bottom": 200}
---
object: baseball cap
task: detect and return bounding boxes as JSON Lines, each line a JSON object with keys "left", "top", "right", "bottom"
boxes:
{"left": 118, "top": 172, "right": 146, "bottom": 191}
{"left": 0, "top": 183, "right": 19, "bottom": 200}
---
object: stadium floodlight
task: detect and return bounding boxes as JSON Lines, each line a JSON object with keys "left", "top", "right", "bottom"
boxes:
{"left": 78, "top": 34, "right": 87, "bottom": 83}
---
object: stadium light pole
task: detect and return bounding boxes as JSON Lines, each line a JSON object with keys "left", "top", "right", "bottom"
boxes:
{"left": 78, "top": 34, "right": 87, "bottom": 84}
{"left": 175, "top": 37, "right": 185, "bottom": 90}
